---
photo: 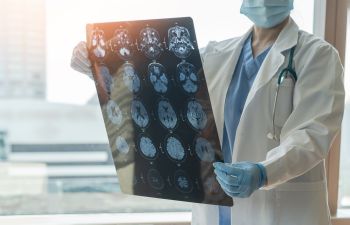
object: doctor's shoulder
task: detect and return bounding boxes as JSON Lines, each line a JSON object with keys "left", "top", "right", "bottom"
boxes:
{"left": 294, "top": 30, "right": 343, "bottom": 77}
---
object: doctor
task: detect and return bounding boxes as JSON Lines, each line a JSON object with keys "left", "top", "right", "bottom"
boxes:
{"left": 70, "top": 0, "right": 345, "bottom": 224}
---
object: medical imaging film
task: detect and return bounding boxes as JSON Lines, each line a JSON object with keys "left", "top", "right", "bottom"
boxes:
{"left": 87, "top": 17, "right": 233, "bottom": 206}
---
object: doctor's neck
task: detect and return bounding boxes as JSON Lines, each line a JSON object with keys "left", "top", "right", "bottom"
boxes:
{"left": 251, "top": 16, "right": 290, "bottom": 57}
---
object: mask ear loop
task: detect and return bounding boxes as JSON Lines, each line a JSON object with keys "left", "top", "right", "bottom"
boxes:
{"left": 271, "top": 46, "right": 297, "bottom": 140}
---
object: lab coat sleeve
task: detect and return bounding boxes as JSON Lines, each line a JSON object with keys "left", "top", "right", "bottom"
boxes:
{"left": 199, "top": 41, "right": 217, "bottom": 63}
{"left": 260, "top": 43, "right": 345, "bottom": 189}
{"left": 199, "top": 47, "right": 206, "bottom": 63}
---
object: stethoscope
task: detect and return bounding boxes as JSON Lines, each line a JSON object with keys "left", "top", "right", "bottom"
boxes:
{"left": 267, "top": 46, "right": 297, "bottom": 140}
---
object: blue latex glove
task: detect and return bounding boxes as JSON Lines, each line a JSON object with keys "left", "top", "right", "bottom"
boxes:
{"left": 213, "top": 161, "right": 267, "bottom": 198}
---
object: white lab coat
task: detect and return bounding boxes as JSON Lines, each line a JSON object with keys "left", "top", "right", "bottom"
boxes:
{"left": 192, "top": 18, "right": 345, "bottom": 225}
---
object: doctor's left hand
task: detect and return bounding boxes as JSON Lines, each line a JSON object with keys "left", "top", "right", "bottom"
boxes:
{"left": 213, "top": 162, "right": 267, "bottom": 198}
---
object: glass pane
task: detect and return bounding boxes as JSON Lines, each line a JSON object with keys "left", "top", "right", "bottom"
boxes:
{"left": 292, "top": 0, "right": 315, "bottom": 33}
{"left": 0, "top": 0, "right": 314, "bottom": 216}
{"left": 339, "top": 5, "right": 350, "bottom": 210}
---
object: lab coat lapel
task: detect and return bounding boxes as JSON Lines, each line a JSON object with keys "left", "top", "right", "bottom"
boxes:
{"left": 244, "top": 19, "right": 299, "bottom": 111}
{"left": 204, "top": 29, "right": 252, "bottom": 145}
{"left": 231, "top": 19, "right": 299, "bottom": 163}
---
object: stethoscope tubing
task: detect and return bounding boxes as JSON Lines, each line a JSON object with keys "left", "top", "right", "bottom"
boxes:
{"left": 270, "top": 46, "right": 297, "bottom": 141}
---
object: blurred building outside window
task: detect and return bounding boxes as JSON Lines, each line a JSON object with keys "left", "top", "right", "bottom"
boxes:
{"left": 4, "top": 0, "right": 346, "bottom": 219}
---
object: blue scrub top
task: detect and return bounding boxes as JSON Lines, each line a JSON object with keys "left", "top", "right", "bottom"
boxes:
{"left": 219, "top": 33, "right": 271, "bottom": 225}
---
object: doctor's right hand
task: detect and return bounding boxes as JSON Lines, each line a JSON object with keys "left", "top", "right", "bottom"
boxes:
{"left": 70, "top": 41, "right": 93, "bottom": 78}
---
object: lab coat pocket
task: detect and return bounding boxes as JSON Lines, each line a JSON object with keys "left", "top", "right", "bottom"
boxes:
{"left": 273, "top": 77, "right": 294, "bottom": 128}
{"left": 274, "top": 181, "right": 330, "bottom": 225}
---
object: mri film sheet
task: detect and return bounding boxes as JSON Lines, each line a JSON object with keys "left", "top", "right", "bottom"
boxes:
{"left": 86, "top": 17, "right": 232, "bottom": 206}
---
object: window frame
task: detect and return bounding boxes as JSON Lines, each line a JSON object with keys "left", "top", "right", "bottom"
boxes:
{"left": 0, "top": 212, "right": 192, "bottom": 225}
{"left": 322, "top": 0, "right": 350, "bottom": 221}
{"left": 0, "top": 0, "right": 349, "bottom": 223}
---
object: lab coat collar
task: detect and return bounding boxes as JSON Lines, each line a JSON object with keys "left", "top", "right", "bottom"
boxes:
{"left": 232, "top": 18, "right": 299, "bottom": 162}
{"left": 273, "top": 17, "right": 299, "bottom": 53}
{"left": 202, "top": 28, "right": 253, "bottom": 145}
{"left": 203, "top": 18, "right": 299, "bottom": 147}
{"left": 243, "top": 18, "right": 299, "bottom": 108}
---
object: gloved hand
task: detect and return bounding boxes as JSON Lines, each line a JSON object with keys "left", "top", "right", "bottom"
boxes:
{"left": 70, "top": 41, "right": 93, "bottom": 78}
{"left": 213, "top": 161, "right": 267, "bottom": 198}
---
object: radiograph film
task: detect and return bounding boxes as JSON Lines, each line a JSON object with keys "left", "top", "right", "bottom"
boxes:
{"left": 87, "top": 17, "right": 232, "bottom": 206}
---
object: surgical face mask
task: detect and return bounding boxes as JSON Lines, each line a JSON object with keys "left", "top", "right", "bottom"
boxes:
{"left": 240, "top": 0, "right": 294, "bottom": 28}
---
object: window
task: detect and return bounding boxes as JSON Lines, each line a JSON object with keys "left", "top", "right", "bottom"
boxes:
{"left": 321, "top": 0, "right": 350, "bottom": 222}
{"left": 0, "top": 0, "right": 314, "bottom": 222}
{"left": 339, "top": 2, "right": 350, "bottom": 213}
{"left": 0, "top": 131, "right": 9, "bottom": 160}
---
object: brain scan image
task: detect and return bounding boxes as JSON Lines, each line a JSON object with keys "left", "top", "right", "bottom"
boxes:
{"left": 106, "top": 100, "right": 123, "bottom": 126}
{"left": 174, "top": 170, "right": 193, "bottom": 193}
{"left": 148, "top": 63, "right": 169, "bottom": 94}
{"left": 110, "top": 28, "right": 133, "bottom": 60}
{"left": 147, "top": 168, "right": 165, "bottom": 190}
{"left": 97, "top": 66, "right": 113, "bottom": 93}
{"left": 122, "top": 63, "right": 141, "bottom": 93}
{"left": 115, "top": 136, "right": 129, "bottom": 154}
{"left": 139, "top": 27, "right": 163, "bottom": 59}
{"left": 139, "top": 136, "right": 157, "bottom": 159}
{"left": 195, "top": 137, "right": 215, "bottom": 162}
{"left": 168, "top": 25, "right": 195, "bottom": 59}
{"left": 157, "top": 99, "right": 178, "bottom": 130}
{"left": 186, "top": 100, "right": 208, "bottom": 130}
{"left": 91, "top": 28, "right": 106, "bottom": 58}
{"left": 177, "top": 61, "right": 199, "bottom": 94}
{"left": 165, "top": 136, "right": 186, "bottom": 162}
{"left": 131, "top": 99, "right": 150, "bottom": 129}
